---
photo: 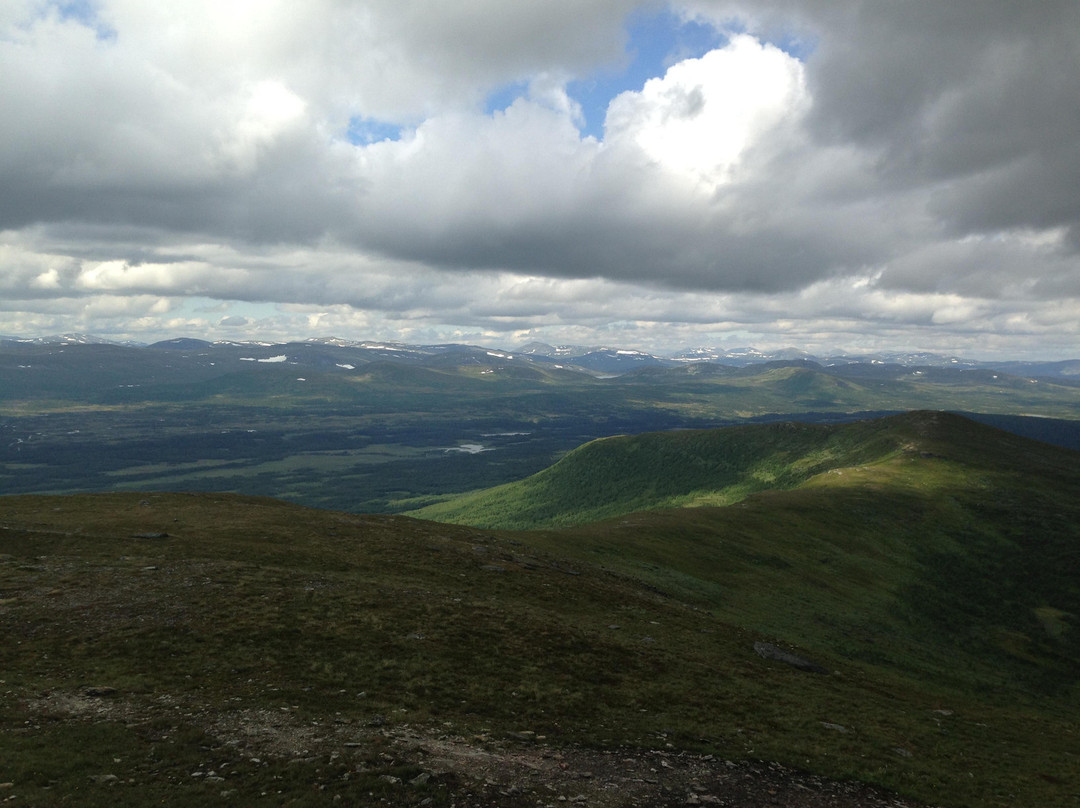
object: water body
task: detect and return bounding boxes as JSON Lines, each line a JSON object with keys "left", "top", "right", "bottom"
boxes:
{"left": 443, "top": 443, "right": 490, "bottom": 454}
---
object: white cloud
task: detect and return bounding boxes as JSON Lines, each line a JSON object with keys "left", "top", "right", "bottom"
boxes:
{"left": 604, "top": 35, "right": 806, "bottom": 192}
{"left": 0, "top": 0, "right": 1078, "bottom": 358}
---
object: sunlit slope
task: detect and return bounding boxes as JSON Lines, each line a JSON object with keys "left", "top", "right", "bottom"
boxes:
{"left": 529, "top": 412, "right": 1080, "bottom": 693}
{"left": 410, "top": 410, "right": 1080, "bottom": 700}
{"left": 410, "top": 410, "right": 986, "bottom": 528}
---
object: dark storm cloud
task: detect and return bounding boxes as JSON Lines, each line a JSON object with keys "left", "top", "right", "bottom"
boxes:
{"left": 799, "top": 0, "right": 1080, "bottom": 241}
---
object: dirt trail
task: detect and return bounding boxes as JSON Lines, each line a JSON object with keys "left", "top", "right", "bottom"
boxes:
{"left": 26, "top": 690, "right": 930, "bottom": 807}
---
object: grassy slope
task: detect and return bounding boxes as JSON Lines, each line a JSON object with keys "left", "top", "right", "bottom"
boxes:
{"left": 409, "top": 412, "right": 922, "bottom": 528}
{"left": 541, "top": 412, "right": 1080, "bottom": 683}
{"left": 420, "top": 412, "right": 1080, "bottom": 694}
{"left": 412, "top": 411, "right": 1080, "bottom": 805}
{"left": 0, "top": 413, "right": 1078, "bottom": 805}
{"left": 0, "top": 495, "right": 1071, "bottom": 808}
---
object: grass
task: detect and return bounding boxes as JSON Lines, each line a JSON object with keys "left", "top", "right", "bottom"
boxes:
{"left": 1, "top": 412, "right": 1079, "bottom": 806}
{"left": 408, "top": 413, "right": 921, "bottom": 528}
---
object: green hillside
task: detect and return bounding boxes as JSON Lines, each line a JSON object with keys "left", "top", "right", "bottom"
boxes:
{"left": 409, "top": 411, "right": 932, "bottom": 528}
{"left": 537, "top": 411, "right": 1080, "bottom": 687}
{"left": 411, "top": 410, "right": 1080, "bottom": 708}
{"left": 1, "top": 412, "right": 1078, "bottom": 806}
{"left": 415, "top": 411, "right": 1080, "bottom": 703}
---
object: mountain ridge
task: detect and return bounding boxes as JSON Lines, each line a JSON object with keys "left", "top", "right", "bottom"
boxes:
{"left": 409, "top": 410, "right": 1080, "bottom": 529}
{"left": 4, "top": 333, "right": 1079, "bottom": 379}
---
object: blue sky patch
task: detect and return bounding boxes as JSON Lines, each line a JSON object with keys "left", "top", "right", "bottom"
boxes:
{"left": 481, "top": 8, "right": 727, "bottom": 141}
{"left": 347, "top": 116, "right": 406, "bottom": 146}
{"left": 51, "top": 0, "right": 116, "bottom": 40}
{"left": 481, "top": 8, "right": 815, "bottom": 141}
{"left": 484, "top": 80, "right": 530, "bottom": 116}
{"left": 571, "top": 8, "right": 726, "bottom": 139}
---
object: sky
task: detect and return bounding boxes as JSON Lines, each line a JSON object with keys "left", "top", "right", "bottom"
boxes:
{"left": 2, "top": 0, "right": 1079, "bottom": 359}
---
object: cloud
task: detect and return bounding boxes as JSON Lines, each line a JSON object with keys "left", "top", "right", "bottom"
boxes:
{"left": 342, "top": 34, "right": 851, "bottom": 293}
{"left": 604, "top": 34, "right": 805, "bottom": 189}
{"left": 0, "top": 0, "right": 1078, "bottom": 358}
{"left": 684, "top": 0, "right": 1080, "bottom": 238}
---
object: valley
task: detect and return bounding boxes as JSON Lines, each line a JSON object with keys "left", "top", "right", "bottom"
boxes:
{"left": 3, "top": 337, "right": 1080, "bottom": 513}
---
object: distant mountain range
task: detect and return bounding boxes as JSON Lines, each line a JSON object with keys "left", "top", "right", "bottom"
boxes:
{"left": 3, "top": 333, "right": 1079, "bottom": 380}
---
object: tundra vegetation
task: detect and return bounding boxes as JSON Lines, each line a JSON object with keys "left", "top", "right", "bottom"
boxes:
{"left": 1, "top": 412, "right": 1078, "bottom": 807}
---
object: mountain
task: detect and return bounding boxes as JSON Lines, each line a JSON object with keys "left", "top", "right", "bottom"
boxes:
{"left": 6, "top": 333, "right": 1080, "bottom": 380}
{"left": 148, "top": 337, "right": 213, "bottom": 350}
{"left": 8, "top": 338, "right": 1079, "bottom": 414}
{"left": 2, "top": 333, "right": 135, "bottom": 346}
{"left": 2, "top": 411, "right": 1078, "bottom": 806}
{"left": 670, "top": 345, "right": 817, "bottom": 364}
{"left": 409, "top": 416, "right": 884, "bottom": 528}
{"left": 538, "top": 412, "right": 1080, "bottom": 720}
{"left": 408, "top": 409, "right": 1080, "bottom": 528}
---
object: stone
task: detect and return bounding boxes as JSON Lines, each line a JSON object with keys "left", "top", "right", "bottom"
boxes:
{"left": 753, "top": 642, "right": 829, "bottom": 674}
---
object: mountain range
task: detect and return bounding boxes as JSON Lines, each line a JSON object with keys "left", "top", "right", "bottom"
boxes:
{"left": 4, "top": 333, "right": 1079, "bottom": 380}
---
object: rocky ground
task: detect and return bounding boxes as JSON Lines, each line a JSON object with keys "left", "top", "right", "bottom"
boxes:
{"left": 391, "top": 731, "right": 930, "bottom": 808}
{"left": 15, "top": 688, "right": 931, "bottom": 807}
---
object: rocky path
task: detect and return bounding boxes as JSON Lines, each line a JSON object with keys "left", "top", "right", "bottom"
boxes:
{"left": 389, "top": 730, "right": 928, "bottom": 807}
{"left": 17, "top": 688, "right": 931, "bottom": 807}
